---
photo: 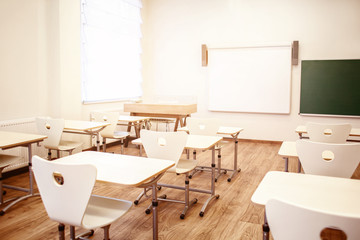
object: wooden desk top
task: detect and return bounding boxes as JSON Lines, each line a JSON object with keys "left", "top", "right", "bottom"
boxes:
{"left": 0, "top": 131, "right": 47, "bottom": 150}
{"left": 296, "top": 125, "right": 360, "bottom": 137}
{"left": 64, "top": 120, "right": 110, "bottom": 132}
{"left": 54, "top": 151, "right": 174, "bottom": 186}
{"left": 132, "top": 134, "right": 223, "bottom": 151}
{"left": 118, "top": 115, "right": 151, "bottom": 123}
{"left": 124, "top": 103, "right": 197, "bottom": 115}
{"left": 251, "top": 171, "right": 360, "bottom": 216}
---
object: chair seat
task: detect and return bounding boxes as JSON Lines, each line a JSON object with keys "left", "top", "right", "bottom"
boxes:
{"left": 82, "top": 195, "right": 132, "bottom": 229}
{"left": 112, "top": 131, "right": 129, "bottom": 139}
{"left": 167, "top": 159, "right": 197, "bottom": 174}
{"left": 0, "top": 154, "right": 21, "bottom": 170}
{"left": 46, "top": 140, "right": 83, "bottom": 151}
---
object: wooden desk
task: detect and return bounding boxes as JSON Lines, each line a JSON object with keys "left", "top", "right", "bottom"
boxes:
{"left": 178, "top": 126, "right": 244, "bottom": 182}
{"left": 296, "top": 125, "right": 360, "bottom": 140}
{"left": 54, "top": 151, "right": 174, "bottom": 240}
{"left": 124, "top": 103, "right": 197, "bottom": 131}
{"left": 0, "top": 131, "right": 47, "bottom": 215}
{"left": 251, "top": 171, "right": 360, "bottom": 240}
{"left": 133, "top": 134, "right": 223, "bottom": 217}
{"left": 63, "top": 120, "right": 110, "bottom": 151}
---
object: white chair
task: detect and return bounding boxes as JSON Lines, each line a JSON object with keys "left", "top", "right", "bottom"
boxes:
{"left": 296, "top": 140, "right": 360, "bottom": 178}
{"left": 306, "top": 122, "right": 351, "bottom": 143}
{"left": 138, "top": 129, "right": 198, "bottom": 219}
{"left": 36, "top": 117, "right": 83, "bottom": 160}
{"left": 266, "top": 198, "right": 360, "bottom": 240}
{"left": 32, "top": 155, "right": 132, "bottom": 240}
{"left": 91, "top": 112, "right": 129, "bottom": 153}
{"left": 0, "top": 154, "right": 20, "bottom": 204}
{"left": 186, "top": 117, "right": 223, "bottom": 181}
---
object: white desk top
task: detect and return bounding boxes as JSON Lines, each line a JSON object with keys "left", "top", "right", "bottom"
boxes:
{"left": 251, "top": 171, "right": 360, "bottom": 217}
{"left": 64, "top": 120, "right": 110, "bottom": 132}
{"left": 132, "top": 134, "right": 223, "bottom": 151}
{"left": 185, "top": 135, "right": 223, "bottom": 150}
{"left": 278, "top": 141, "right": 297, "bottom": 158}
{"left": 296, "top": 125, "right": 360, "bottom": 137}
{"left": 118, "top": 115, "right": 151, "bottom": 123}
{"left": 0, "top": 131, "right": 47, "bottom": 150}
{"left": 177, "top": 126, "right": 244, "bottom": 136}
{"left": 54, "top": 151, "right": 174, "bottom": 186}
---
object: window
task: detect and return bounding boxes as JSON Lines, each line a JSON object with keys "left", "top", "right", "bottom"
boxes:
{"left": 81, "top": 0, "right": 143, "bottom": 103}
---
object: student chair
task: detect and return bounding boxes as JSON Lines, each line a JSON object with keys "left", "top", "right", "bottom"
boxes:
{"left": 0, "top": 154, "right": 20, "bottom": 204}
{"left": 186, "top": 117, "right": 223, "bottom": 181}
{"left": 306, "top": 122, "right": 351, "bottom": 143}
{"left": 296, "top": 140, "right": 360, "bottom": 178}
{"left": 91, "top": 112, "right": 129, "bottom": 153}
{"left": 266, "top": 198, "right": 360, "bottom": 240}
{"left": 36, "top": 117, "right": 83, "bottom": 160}
{"left": 138, "top": 129, "right": 198, "bottom": 219}
{"left": 32, "top": 155, "right": 132, "bottom": 240}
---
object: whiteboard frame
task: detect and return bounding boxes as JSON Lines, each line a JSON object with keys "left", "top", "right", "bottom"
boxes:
{"left": 207, "top": 42, "right": 292, "bottom": 114}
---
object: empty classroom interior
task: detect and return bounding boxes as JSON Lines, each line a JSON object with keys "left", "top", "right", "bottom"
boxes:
{"left": 1, "top": 0, "right": 360, "bottom": 239}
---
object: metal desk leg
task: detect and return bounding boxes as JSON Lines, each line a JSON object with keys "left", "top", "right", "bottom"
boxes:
{"left": 283, "top": 157, "right": 289, "bottom": 172}
{"left": 227, "top": 136, "right": 241, "bottom": 182}
{"left": 151, "top": 183, "right": 159, "bottom": 240}
{"left": 95, "top": 132, "right": 101, "bottom": 152}
{"left": 199, "top": 147, "right": 219, "bottom": 217}
{"left": 0, "top": 143, "right": 39, "bottom": 215}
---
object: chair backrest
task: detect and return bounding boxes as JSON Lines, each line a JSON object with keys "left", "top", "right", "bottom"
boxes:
{"left": 36, "top": 117, "right": 65, "bottom": 148}
{"left": 32, "top": 155, "right": 96, "bottom": 227}
{"left": 306, "top": 122, "right": 351, "bottom": 143}
{"left": 266, "top": 198, "right": 360, "bottom": 240}
{"left": 140, "top": 130, "right": 187, "bottom": 167}
{"left": 186, "top": 117, "right": 220, "bottom": 136}
{"left": 91, "top": 112, "right": 119, "bottom": 138}
{"left": 296, "top": 140, "right": 360, "bottom": 178}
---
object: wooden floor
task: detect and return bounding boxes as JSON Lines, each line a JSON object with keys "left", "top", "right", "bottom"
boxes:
{"left": 1, "top": 140, "right": 359, "bottom": 240}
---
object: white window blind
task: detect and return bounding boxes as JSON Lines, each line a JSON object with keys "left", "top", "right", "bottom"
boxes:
{"left": 81, "top": 0, "right": 143, "bottom": 103}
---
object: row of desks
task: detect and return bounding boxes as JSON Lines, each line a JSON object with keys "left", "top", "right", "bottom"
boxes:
{"left": 251, "top": 125, "right": 360, "bottom": 239}
{"left": 0, "top": 125, "right": 243, "bottom": 239}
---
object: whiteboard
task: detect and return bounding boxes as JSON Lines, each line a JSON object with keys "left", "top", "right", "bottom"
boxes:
{"left": 208, "top": 44, "right": 292, "bottom": 114}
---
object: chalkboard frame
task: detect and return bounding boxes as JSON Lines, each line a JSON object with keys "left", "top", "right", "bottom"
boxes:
{"left": 300, "top": 59, "right": 360, "bottom": 117}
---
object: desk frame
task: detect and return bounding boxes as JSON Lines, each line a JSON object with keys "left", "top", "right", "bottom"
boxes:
{"left": 0, "top": 131, "right": 46, "bottom": 215}
{"left": 55, "top": 151, "right": 174, "bottom": 240}
{"left": 251, "top": 171, "right": 360, "bottom": 240}
{"left": 134, "top": 135, "right": 222, "bottom": 217}
{"left": 63, "top": 120, "right": 109, "bottom": 152}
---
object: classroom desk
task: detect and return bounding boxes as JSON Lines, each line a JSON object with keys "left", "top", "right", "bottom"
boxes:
{"left": 118, "top": 115, "right": 151, "bottom": 147}
{"left": 295, "top": 125, "right": 360, "bottom": 140}
{"left": 178, "top": 126, "right": 244, "bottom": 182}
{"left": 278, "top": 141, "right": 300, "bottom": 173}
{"left": 133, "top": 134, "right": 223, "bottom": 217}
{"left": 54, "top": 151, "right": 174, "bottom": 240}
{"left": 124, "top": 103, "right": 197, "bottom": 131}
{"left": 0, "top": 131, "right": 47, "bottom": 215}
{"left": 251, "top": 171, "right": 360, "bottom": 240}
{"left": 63, "top": 120, "right": 110, "bottom": 151}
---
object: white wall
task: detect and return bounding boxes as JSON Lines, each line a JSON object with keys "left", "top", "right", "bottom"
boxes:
{"left": 141, "top": 0, "right": 360, "bottom": 141}
{"left": 0, "top": 0, "right": 49, "bottom": 119}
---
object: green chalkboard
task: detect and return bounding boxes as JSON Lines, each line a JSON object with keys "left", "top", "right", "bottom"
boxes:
{"left": 300, "top": 59, "right": 360, "bottom": 117}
